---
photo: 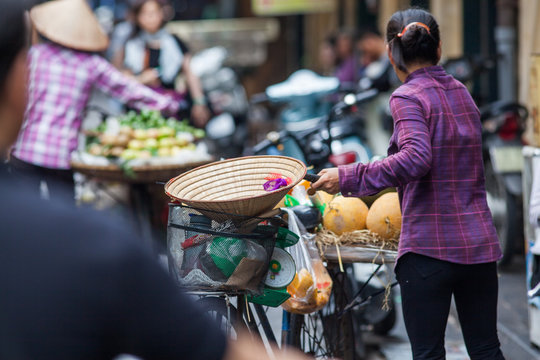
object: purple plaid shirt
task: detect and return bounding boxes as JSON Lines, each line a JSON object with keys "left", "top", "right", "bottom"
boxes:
{"left": 339, "top": 66, "right": 501, "bottom": 264}
{"left": 12, "top": 43, "right": 179, "bottom": 169}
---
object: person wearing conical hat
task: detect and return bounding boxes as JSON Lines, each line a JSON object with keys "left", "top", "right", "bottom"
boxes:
{"left": 10, "top": 0, "right": 180, "bottom": 199}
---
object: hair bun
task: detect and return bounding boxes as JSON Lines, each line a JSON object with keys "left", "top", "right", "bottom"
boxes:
{"left": 386, "top": 9, "right": 440, "bottom": 72}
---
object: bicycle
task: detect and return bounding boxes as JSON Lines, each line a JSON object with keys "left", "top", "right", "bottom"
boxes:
{"left": 165, "top": 175, "right": 397, "bottom": 359}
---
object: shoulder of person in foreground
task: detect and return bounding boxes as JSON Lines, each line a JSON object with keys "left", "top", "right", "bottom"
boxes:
{"left": 0, "top": 177, "right": 227, "bottom": 360}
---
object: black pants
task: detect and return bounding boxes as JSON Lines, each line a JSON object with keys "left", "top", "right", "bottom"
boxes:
{"left": 9, "top": 156, "right": 74, "bottom": 201}
{"left": 395, "top": 253, "right": 505, "bottom": 360}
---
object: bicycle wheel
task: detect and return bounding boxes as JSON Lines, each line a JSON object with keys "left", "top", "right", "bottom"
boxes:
{"left": 287, "top": 266, "right": 358, "bottom": 359}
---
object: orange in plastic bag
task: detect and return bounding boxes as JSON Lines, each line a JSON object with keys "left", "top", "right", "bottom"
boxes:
{"left": 281, "top": 209, "right": 333, "bottom": 314}
{"left": 294, "top": 268, "right": 314, "bottom": 298}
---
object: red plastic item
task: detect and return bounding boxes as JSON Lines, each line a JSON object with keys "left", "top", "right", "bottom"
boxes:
{"left": 329, "top": 152, "right": 357, "bottom": 166}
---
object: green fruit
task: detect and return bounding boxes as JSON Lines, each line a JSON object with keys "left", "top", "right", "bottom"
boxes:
{"left": 120, "top": 149, "right": 138, "bottom": 160}
{"left": 133, "top": 129, "right": 147, "bottom": 140}
{"left": 158, "top": 127, "right": 175, "bottom": 138}
{"left": 127, "top": 139, "right": 144, "bottom": 150}
{"left": 144, "top": 138, "right": 158, "bottom": 150}
{"left": 137, "top": 150, "right": 152, "bottom": 159}
{"left": 193, "top": 129, "right": 205, "bottom": 139}
{"left": 146, "top": 128, "right": 159, "bottom": 139}
{"left": 176, "top": 137, "right": 188, "bottom": 147}
{"left": 158, "top": 137, "right": 175, "bottom": 148}
{"left": 171, "top": 146, "right": 182, "bottom": 156}
{"left": 360, "top": 188, "right": 397, "bottom": 208}
{"left": 157, "top": 147, "right": 171, "bottom": 157}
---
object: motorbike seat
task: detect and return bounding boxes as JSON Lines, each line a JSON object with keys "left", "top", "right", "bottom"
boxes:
{"left": 266, "top": 69, "right": 339, "bottom": 102}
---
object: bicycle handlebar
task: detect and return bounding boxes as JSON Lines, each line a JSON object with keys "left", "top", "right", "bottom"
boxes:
{"left": 303, "top": 173, "right": 321, "bottom": 183}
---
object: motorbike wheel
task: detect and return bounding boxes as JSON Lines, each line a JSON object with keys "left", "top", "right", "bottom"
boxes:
{"left": 356, "top": 283, "right": 397, "bottom": 336}
{"left": 485, "top": 162, "right": 516, "bottom": 266}
{"left": 372, "top": 302, "right": 397, "bottom": 336}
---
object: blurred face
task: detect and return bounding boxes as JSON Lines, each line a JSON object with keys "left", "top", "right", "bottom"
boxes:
{"left": 358, "top": 36, "right": 385, "bottom": 66}
{"left": 319, "top": 42, "right": 336, "bottom": 69}
{"left": 336, "top": 34, "right": 353, "bottom": 59}
{"left": 137, "top": 1, "right": 163, "bottom": 34}
{"left": 0, "top": 49, "right": 28, "bottom": 155}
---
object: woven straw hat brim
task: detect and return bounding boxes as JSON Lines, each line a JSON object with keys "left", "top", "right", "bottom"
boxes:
{"left": 165, "top": 155, "right": 307, "bottom": 222}
{"left": 30, "top": 0, "right": 109, "bottom": 52}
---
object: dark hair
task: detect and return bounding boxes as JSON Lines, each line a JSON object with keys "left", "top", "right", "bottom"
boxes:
{"left": 386, "top": 9, "right": 440, "bottom": 72}
{"left": 0, "top": 0, "right": 28, "bottom": 90}
{"left": 130, "top": 0, "right": 168, "bottom": 38}
{"left": 324, "top": 33, "right": 337, "bottom": 47}
{"left": 357, "top": 26, "right": 382, "bottom": 41}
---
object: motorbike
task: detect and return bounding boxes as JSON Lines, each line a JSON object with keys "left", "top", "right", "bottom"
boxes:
{"left": 249, "top": 88, "right": 378, "bottom": 171}
{"left": 480, "top": 101, "right": 528, "bottom": 265}
{"left": 246, "top": 69, "right": 375, "bottom": 169}
{"left": 443, "top": 56, "right": 528, "bottom": 265}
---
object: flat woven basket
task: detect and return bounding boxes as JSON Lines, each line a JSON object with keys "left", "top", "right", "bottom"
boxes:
{"left": 164, "top": 155, "right": 307, "bottom": 222}
{"left": 71, "top": 160, "right": 212, "bottom": 184}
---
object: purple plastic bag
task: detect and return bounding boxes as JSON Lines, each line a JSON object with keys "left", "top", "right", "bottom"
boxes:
{"left": 263, "top": 178, "right": 288, "bottom": 191}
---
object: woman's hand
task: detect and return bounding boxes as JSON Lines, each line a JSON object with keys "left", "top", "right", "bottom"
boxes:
{"left": 137, "top": 68, "right": 160, "bottom": 87}
{"left": 311, "top": 167, "right": 340, "bottom": 194}
{"left": 191, "top": 104, "right": 211, "bottom": 128}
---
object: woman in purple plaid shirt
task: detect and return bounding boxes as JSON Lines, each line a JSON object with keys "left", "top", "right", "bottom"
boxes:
{"left": 313, "top": 9, "right": 505, "bottom": 360}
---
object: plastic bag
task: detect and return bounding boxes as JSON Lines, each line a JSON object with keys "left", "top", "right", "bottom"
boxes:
{"left": 281, "top": 208, "right": 332, "bottom": 314}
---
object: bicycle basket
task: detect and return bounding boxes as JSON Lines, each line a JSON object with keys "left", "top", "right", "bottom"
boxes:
{"left": 167, "top": 204, "right": 280, "bottom": 292}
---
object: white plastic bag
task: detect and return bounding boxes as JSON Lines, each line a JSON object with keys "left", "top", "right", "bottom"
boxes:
{"left": 281, "top": 209, "right": 332, "bottom": 314}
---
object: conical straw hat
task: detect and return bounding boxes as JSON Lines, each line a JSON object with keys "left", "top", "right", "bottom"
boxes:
{"left": 30, "top": 0, "right": 109, "bottom": 52}
{"left": 165, "top": 156, "right": 307, "bottom": 223}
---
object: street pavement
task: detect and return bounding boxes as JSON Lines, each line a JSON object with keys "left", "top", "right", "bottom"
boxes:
{"left": 375, "top": 255, "right": 540, "bottom": 360}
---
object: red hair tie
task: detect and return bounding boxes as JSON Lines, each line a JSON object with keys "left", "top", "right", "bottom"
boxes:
{"left": 397, "top": 22, "right": 431, "bottom": 38}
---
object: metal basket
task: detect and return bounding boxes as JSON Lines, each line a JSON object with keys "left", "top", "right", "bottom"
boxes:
{"left": 167, "top": 203, "right": 281, "bottom": 292}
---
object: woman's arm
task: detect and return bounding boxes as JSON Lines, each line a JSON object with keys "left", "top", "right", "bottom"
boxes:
{"left": 183, "top": 53, "right": 211, "bottom": 127}
{"left": 91, "top": 55, "right": 178, "bottom": 116}
{"left": 314, "top": 94, "right": 432, "bottom": 196}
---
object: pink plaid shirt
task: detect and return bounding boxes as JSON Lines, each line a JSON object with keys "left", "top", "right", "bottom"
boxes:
{"left": 13, "top": 43, "right": 179, "bottom": 169}
{"left": 339, "top": 66, "right": 501, "bottom": 265}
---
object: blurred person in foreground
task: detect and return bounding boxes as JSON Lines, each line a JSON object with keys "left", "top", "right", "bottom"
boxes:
{"left": 312, "top": 8, "right": 505, "bottom": 360}
{"left": 118, "top": 0, "right": 210, "bottom": 127}
{"left": 10, "top": 0, "right": 180, "bottom": 200}
{"left": 0, "top": 3, "right": 311, "bottom": 360}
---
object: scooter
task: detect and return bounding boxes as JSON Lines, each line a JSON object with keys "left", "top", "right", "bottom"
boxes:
{"left": 247, "top": 69, "right": 375, "bottom": 168}
{"left": 249, "top": 88, "right": 378, "bottom": 171}
{"left": 480, "top": 101, "right": 527, "bottom": 265}
{"left": 443, "top": 56, "right": 528, "bottom": 265}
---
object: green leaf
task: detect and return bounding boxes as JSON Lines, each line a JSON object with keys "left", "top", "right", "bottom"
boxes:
{"left": 119, "top": 160, "right": 136, "bottom": 179}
